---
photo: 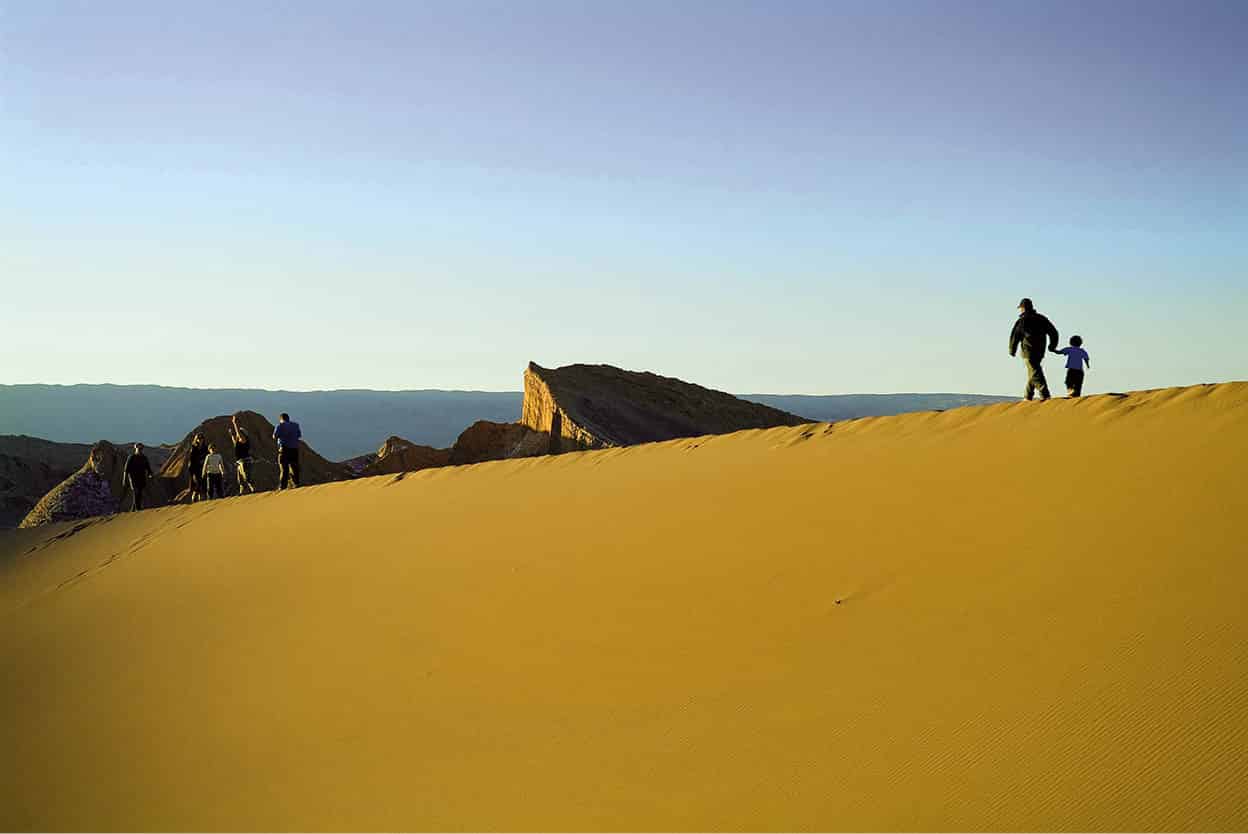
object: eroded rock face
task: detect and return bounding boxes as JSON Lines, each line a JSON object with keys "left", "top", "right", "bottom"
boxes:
{"left": 521, "top": 362, "right": 808, "bottom": 451}
{"left": 355, "top": 436, "right": 450, "bottom": 477}
{"left": 0, "top": 436, "right": 94, "bottom": 528}
{"left": 18, "top": 441, "right": 173, "bottom": 528}
{"left": 448, "top": 420, "right": 548, "bottom": 466}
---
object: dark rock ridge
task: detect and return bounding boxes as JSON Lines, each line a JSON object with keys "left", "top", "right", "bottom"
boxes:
{"left": 521, "top": 362, "right": 808, "bottom": 450}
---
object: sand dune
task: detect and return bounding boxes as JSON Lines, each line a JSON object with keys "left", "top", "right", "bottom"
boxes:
{"left": 2, "top": 383, "right": 1246, "bottom": 830}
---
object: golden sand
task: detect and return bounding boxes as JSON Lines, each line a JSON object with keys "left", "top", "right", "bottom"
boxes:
{"left": 2, "top": 383, "right": 1246, "bottom": 830}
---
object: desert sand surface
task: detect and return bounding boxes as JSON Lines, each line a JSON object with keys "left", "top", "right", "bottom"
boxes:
{"left": 2, "top": 383, "right": 1246, "bottom": 831}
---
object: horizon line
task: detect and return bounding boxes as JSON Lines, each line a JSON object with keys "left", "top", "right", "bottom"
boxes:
{"left": 0, "top": 381, "right": 1019, "bottom": 399}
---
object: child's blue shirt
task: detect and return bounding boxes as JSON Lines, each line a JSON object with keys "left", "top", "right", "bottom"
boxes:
{"left": 1056, "top": 346, "right": 1090, "bottom": 370}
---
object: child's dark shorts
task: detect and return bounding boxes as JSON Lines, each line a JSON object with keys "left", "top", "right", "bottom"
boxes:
{"left": 1065, "top": 368, "right": 1085, "bottom": 396}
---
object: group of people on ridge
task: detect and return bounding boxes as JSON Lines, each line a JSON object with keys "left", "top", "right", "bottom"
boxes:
{"left": 118, "top": 303, "right": 1091, "bottom": 514}
{"left": 121, "top": 412, "right": 304, "bottom": 511}
{"left": 1009, "top": 297, "right": 1091, "bottom": 401}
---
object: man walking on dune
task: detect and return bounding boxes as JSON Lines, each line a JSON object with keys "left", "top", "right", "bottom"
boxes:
{"left": 1009, "top": 297, "right": 1060, "bottom": 401}
{"left": 122, "top": 443, "right": 154, "bottom": 511}
{"left": 273, "top": 412, "right": 302, "bottom": 490}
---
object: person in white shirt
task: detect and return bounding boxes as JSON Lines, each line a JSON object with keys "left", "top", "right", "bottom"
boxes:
{"left": 202, "top": 444, "right": 227, "bottom": 500}
{"left": 1053, "top": 335, "right": 1091, "bottom": 398}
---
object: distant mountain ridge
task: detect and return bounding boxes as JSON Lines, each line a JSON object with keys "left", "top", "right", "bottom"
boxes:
{"left": 1, "top": 384, "right": 1015, "bottom": 461}
{"left": 742, "top": 393, "right": 1016, "bottom": 421}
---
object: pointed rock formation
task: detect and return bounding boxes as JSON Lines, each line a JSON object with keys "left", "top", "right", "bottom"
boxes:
{"left": 353, "top": 436, "right": 451, "bottom": 477}
{"left": 521, "top": 362, "right": 808, "bottom": 451}
{"left": 448, "top": 420, "right": 548, "bottom": 466}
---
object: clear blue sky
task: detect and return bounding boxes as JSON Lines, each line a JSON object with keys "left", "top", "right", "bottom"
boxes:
{"left": 3, "top": 1, "right": 1245, "bottom": 394}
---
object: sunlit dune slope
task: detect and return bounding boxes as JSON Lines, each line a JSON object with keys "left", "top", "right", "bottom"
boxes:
{"left": 2, "top": 383, "right": 1246, "bottom": 831}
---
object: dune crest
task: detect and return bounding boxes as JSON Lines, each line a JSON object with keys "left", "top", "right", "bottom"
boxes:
{"left": 2, "top": 383, "right": 1246, "bottom": 830}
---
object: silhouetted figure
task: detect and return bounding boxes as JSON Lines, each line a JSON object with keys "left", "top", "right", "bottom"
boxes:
{"left": 1009, "top": 298, "right": 1059, "bottom": 401}
{"left": 229, "top": 416, "right": 256, "bottom": 494}
{"left": 1054, "top": 335, "right": 1091, "bottom": 397}
{"left": 203, "top": 443, "right": 226, "bottom": 500}
{"left": 187, "top": 433, "right": 209, "bottom": 502}
{"left": 122, "top": 443, "right": 154, "bottom": 511}
{"left": 273, "top": 412, "right": 302, "bottom": 489}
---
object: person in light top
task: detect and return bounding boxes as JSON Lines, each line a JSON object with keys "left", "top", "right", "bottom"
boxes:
{"left": 1053, "top": 335, "right": 1091, "bottom": 398}
{"left": 202, "top": 443, "right": 227, "bottom": 500}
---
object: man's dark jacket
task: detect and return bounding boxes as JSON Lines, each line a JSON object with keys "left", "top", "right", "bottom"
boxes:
{"left": 1010, "top": 311, "right": 1059, "bottom": 357}
{"left": 124, "top": 453, "right": 153, "bottom": 487}
{"left": 188, "top": 443, "right": 208, "bottom": 474}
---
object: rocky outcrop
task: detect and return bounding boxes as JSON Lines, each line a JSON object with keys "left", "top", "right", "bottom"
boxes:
{"left": 521, "top": 362, "right": 808, "bottom": 451}
{"left": 445, "top": 362, "right": 811, "bottom": 465}
{"left": 18, "top": 441, "right": 174, "bottom": 528}
{"left": 351, "top": 436, "right": 451, "bottom": 477}
{"left": 0, "top": 436, "right": 95, "bottom": 527}
{"left": 448, "top": 420, "right": 549, "bottom": 466}
{"left": 340, "top": 452, "right": 376, "bottom": 478}
{"left": 159, "top": 411, "right": 349, "bottom": 500}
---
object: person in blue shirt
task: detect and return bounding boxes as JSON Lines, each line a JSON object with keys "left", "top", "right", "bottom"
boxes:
{"left": 273, "top": 412, "right": 302, "bottom": 489}
{"left": 1053, "top": 335, "right": 1091, "bottom": 398}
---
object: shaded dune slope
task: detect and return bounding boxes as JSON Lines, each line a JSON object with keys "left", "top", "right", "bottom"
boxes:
{"left": 2, "top": 383, "right": 1246, "bottom": 830}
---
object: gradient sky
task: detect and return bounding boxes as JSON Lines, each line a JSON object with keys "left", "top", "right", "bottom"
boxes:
{"left": 3, "top": 0, "right": 1245, "bottom": 395}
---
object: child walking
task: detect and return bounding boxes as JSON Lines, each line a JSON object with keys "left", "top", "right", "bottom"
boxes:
{"left": 203, "top": 444, "right": 227, "bottom": 499}
{"left": 1053, "top": 335, "right": 1091, "bottom": 397}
